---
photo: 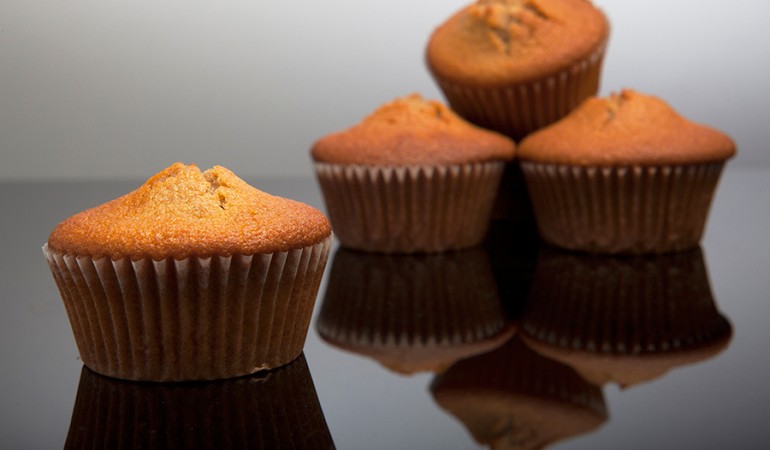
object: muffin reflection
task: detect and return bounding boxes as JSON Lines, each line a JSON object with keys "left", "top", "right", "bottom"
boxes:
{"left": 431, "top": 336, "right": 607, "bottom": 450}
{"left": 483, "top": 219, "right": 541, "bottom": 322}
{"left": 316, "top": 247, "right": 515, "bottom": 374}
{"left": 65, "top": 354, "right": 334, "bottom": 449}
{"left": 520, "top": 247, "right": 732, "bottom": 388}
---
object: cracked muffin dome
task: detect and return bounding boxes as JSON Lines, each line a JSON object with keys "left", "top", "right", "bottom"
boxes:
{"left": 426, "top": 0, "right": 609, "bottom": 86}
{"left": 518, "top": 89, "right": 737, "bottom": 165}
{"left": 47, "top": 162, "right": 332, "bottom": 260}
{"left": 311, "top": 93, "right": 516, "bottom": 166}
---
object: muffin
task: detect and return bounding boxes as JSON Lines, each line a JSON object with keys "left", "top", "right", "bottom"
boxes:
{"left": 518, "top": 89, "right": 737, "bottom": 254}
{"left": 426, "top": 0, "right": 609, "bottom": 140}
{"left": 316, "top": 247, "right": 516, "bottom": 374}
{"left": 311, "top": 93, "right": 516, "bottom": 253}
{"left": 65, "top": 354, "right": 335, "bottom": 449}
{"left": 520, "top": 247, "right": 733, "bottom": 388}
{"left": 44, "top": 163, "right": 332, "bottom": 381}
{"left": 430, "top": 337, "right": 607, "bottom": 449}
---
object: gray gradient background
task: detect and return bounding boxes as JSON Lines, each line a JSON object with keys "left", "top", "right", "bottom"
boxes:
{"left": 2, "top": 0, "right": 769, "bottom": 180}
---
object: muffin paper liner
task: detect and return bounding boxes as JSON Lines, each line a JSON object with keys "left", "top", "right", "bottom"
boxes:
{"left": 65, "top": 354, "right": 335, "bottom": 449}
{"left": 316, "top": 247, "right": 515, "bottom": 374}
{"left": 520, "top": 162, "right": 726, "bottom": 254}
{"left": 314, "top": 161, "right": 504, "bottom": 253}
{"left": 520, "top": 247, "right": 732, "bottom": 387}
{"left": 430, "top": 337, "right": 607, "bottom": 449}
{"left": 431, "top": 43, "right": 607, "bottom": 140}
{"left": 44, "top": 236, "right": 331, "bottom": 381}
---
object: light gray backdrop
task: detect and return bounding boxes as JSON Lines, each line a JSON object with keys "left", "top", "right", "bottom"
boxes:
{"left": 2, "top": 0, "right": 768, "bottom": 181}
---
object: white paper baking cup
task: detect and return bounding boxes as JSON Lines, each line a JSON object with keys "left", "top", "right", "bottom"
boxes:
{"left": 520, "top": 162, "right": 726, "bottom": 254}
{"left": 314, "top": 161, "right": 504, "bottom": 253}
{"left": 44, "top": 236, "right": 331, "bottom": 381}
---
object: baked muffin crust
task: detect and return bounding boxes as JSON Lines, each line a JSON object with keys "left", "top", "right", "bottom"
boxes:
{"left": 518, "top": 89, "right": 737, "bottom": 166}
{"left": 310, "top": 94, "right": 516, "bottom": 166}
{"left": 48, "top": 163, "right": 332, "bottom": 259}
{"left": 426, "top": 0, "right": 609, "bottom": 86}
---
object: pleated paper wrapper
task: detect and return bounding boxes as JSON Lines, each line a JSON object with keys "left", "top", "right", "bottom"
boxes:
{"left": 314, "top": 161, "right": 504, "bottom": 253}
{"left": 521, "top": 162, "right": 726, "bottom": 254}
{"left": 430, "top": 44, "right": 607, "bottom": 141}
{"left": 429, "top": 43, "right": 606, "bottom": 224}
{"left": 44, "top": 236, "right": 331, "bottom": 381}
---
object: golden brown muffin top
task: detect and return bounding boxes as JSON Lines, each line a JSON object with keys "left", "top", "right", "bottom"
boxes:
{"left": 48, "top": 163, "right": 332, "bottom": 260}
{"left": 426, "top": 0, "right": 609, "bottom": 86}
{"left": 518, "top": 89, "right": 737, "bottom": 165}
{"left": 310, "top": 94, "right": 516, "bottom": 165}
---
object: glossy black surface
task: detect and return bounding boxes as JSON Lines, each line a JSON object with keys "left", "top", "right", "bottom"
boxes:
{"left": 1, "top": 167, "right": 769, "bottom": 449}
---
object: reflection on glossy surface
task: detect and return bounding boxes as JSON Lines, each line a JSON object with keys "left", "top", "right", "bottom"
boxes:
{"left": 314, "top": 237, "right": 735, "bottom": 448}
{"left": 431, "top": 336, "right": 608, "bottom": 450}
{"left": 65, "top": 354, "right": 334, "bottom": 449}
{"left": 316, "top": 247, "right": 516, "bottom": 374}
{"left": 520, "top": 247, "right": 732, "bottom": 388}
{"left": 482, "top": 219, "right": 540, "bottom": 322}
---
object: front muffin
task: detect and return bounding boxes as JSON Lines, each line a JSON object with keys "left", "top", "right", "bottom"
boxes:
{"left": 426, "top": 0, "right": 609, "bottom": 140}
{"left": 44, "top": 163, "right": 332, "bottom": 381}
{"left": 518, "top": 89, "right": 736, "bottom": 254}
{"left": 311, "top": 93, "right": 516, "bottom": 253}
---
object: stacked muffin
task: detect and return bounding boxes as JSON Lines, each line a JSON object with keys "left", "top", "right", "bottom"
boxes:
{"left": 425, "top": 0, "right": 610, "bottom": 140}
{"left": 312, "top": 0, "right": 734, "bottom": 255}
{"left": 311, "top": 94, "right": 515, "bottom": 253}
{"left": 518, "top": 89, "right": 736, "bottom": 253}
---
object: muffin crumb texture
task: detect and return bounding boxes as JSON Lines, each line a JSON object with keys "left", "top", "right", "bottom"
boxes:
{"left": 470, "top": 0, "right": 550, "bottom": 53}
{"left": 48, "top": 163, "right": 331, "bottom": 259}
{"left": 427, "top": 0, "right": 609, "bottom": 85}
{"left": 518, "top": 89, "right": 736, "bottom": 166}
{"left": 311, "top": 94, "right": 515, "bottom": 166}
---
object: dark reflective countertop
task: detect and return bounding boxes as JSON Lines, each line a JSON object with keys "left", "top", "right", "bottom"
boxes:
{"left": 2, "top": 167, "right": 769, "bottom": 449}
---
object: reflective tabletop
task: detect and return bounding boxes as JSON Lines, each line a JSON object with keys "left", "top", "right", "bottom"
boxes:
{"left": 1, "top": 166, "right": 768, "bottom": 449}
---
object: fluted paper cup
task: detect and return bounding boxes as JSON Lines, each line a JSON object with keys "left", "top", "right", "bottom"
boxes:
{"left": 314, "top": 162, "right": 504, "bottom": 253}
{"left": 44, "top": 236, "right": 331, "bottom": 381}
{"left": 521, "top": 162, "right": 726, "bottom": 254}
{"left": 431, "top": 44, "right": 607, "bottom": 141}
